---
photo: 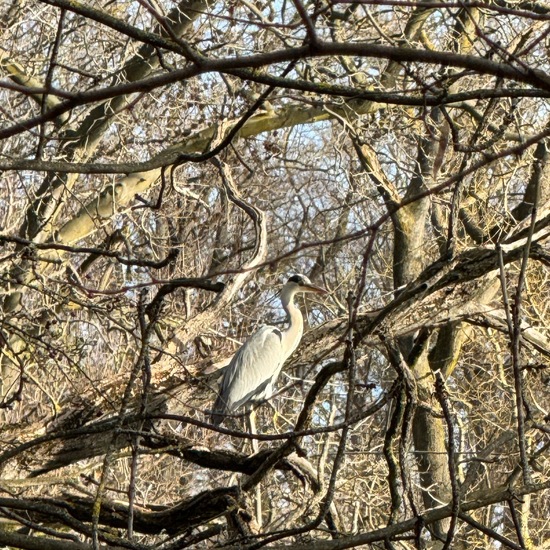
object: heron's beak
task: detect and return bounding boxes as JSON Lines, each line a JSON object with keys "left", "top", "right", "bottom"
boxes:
{"left": 302, "top": 283, "right": 328, "bottom": 295}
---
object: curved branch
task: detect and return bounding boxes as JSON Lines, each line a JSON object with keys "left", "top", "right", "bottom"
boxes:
{"left": 2, "top": 40, "right": 549, "bottom": 140}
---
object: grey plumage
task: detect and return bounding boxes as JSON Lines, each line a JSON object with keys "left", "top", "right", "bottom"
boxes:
{"left": 211, "top": 275, "right": 327, "bottom": 426}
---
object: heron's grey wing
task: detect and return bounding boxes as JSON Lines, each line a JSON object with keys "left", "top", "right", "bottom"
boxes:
{"left": 219, "top": 325, "right": 285, "bottom": 413}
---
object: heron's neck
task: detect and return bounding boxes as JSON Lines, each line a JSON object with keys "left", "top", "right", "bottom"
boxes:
{"left": 281, "top": 294, "right": 304, "bottom": 361}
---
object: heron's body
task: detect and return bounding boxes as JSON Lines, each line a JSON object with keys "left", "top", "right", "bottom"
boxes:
{"left": 211, "top": 275, "right": 326, "bottom": 426}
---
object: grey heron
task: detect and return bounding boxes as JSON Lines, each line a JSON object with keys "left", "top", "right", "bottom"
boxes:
{"left": 211, "top": 274, "right": 327, "bottom": 427}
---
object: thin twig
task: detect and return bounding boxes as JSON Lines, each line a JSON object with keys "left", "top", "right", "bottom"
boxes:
{"left": 510, "top": 149, "right": 541, "bottom": 486}
{"left": 459, "top": 512, "right": 523, "bottom": 550}
{"left": 90, "top": 290, "right": 162, "bottom": 550}
{"left": 36, "top": 8, "right": 66, "bottom": 159}
{"left": 508, "top": 498, "right": 527, "bottom": 549}
{"left": 0, "top": 234, "right": 179, "bottom": 269}
{"left": 435, "top": 372, "right": 460, "bottom": 550}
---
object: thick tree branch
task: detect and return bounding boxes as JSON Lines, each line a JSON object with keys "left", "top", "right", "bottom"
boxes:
{"left": 2, "top": 39, "right": 549, "bottom": 140}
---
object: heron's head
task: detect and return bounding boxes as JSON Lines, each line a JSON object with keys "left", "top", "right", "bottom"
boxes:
{"left": 285, "top": 274, "right": 328, "bottom": 295}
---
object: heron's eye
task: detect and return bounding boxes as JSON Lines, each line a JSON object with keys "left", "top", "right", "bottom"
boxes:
{"left": 288, "top": 275, "right": 303, "bottom": 284}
